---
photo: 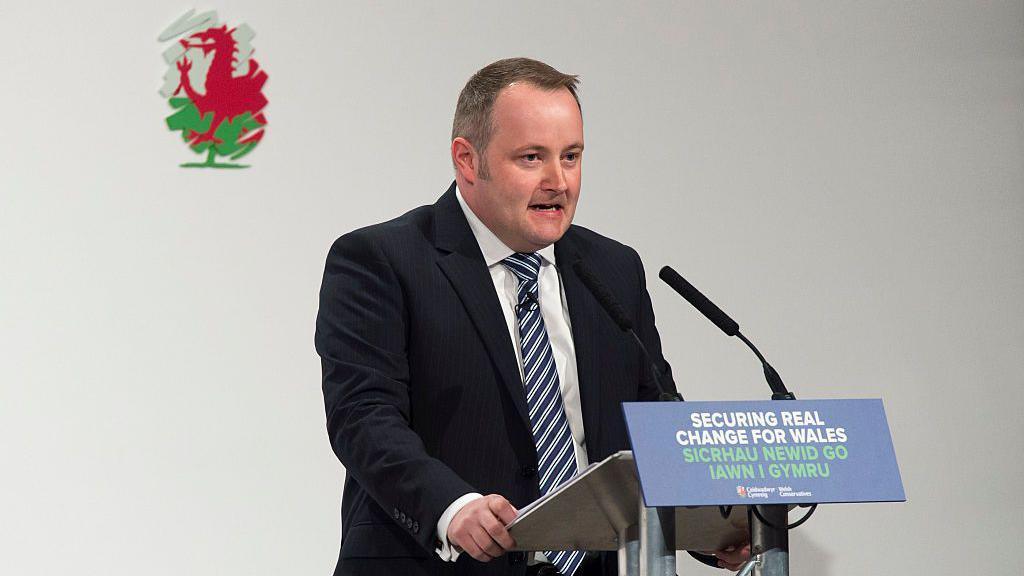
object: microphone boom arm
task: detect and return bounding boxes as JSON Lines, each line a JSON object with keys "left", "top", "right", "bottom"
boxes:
{"left": 658, "top": 265, "right": 795, "bottom": 400}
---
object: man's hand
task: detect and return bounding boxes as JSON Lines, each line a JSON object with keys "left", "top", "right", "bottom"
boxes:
{"left": 708, "top": 543, "right": 751, "bottom": 571}
{"left": 447, "top": 494, "right": 518, "bottom": 562}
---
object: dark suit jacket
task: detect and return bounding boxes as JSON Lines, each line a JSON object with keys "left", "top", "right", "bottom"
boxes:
{"left": 315, "top": 183, "right": 677, "bottom": 576}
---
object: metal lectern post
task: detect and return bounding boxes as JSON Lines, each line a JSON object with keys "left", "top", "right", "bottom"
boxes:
{"left": 749, "top": 505, "right": 788, "bottom": 576}
{"left": 616, "top": 502, "right": 675, "bottom": 576}
{"left": 617, "top": 523, "right": 639, "bottom": 576}
{"left": 639, "top": 503, "right": 675, "bottom": 576}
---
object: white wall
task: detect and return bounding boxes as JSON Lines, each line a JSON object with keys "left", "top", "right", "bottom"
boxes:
{"left": 2, "top": 1, "right": 1021, "bottom": 574}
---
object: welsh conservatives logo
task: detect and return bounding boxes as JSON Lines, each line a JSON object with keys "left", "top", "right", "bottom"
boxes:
{"left": 158, "top": 10, "right": 268, "bottom": 168}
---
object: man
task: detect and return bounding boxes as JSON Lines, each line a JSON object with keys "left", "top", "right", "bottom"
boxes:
{"left": 316, "top": 58, "right": 749, "bottom": 575}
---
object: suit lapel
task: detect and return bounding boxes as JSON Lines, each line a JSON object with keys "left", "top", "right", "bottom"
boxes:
{"left": 554, "top": 233, "right": 604, "bottom": 460}
{"left": 433, "top": 185, "right": 532, "bottom": 432}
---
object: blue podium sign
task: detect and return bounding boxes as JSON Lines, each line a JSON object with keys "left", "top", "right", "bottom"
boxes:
{"left": 623, "top": 399, "right": 905, "bottom": 506}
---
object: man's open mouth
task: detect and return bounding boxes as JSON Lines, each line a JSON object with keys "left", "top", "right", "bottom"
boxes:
{"left": 529, "top": 204, "right": 562, "bottom": 212}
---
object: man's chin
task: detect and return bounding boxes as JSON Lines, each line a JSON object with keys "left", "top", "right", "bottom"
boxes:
{"left": 525, "top": 228, "right": 570, "bottom": 250}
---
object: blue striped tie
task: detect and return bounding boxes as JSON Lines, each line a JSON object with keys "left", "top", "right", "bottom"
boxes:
{"left": 502, "top": 252, "right": 585, "bottom": 576}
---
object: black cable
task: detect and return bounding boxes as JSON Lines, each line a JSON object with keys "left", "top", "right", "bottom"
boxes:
{"left": 735, "top": 332, "right": 769, "bottom": 366}
{"left": 750, "top": 503, "right": 818, "bottom": 530}
{"left": 718, "top": 505, "right": 733, "bottom": 519}
{"left": 786, "top": 504, "right": 818, "bottom": 529}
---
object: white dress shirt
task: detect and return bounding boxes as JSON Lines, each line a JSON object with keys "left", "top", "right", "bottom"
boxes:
{"left": 434, "top": 187, "right": 590, "bottom": 562}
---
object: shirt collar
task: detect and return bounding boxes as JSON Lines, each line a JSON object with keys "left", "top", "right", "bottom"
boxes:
{"left": 455, "top": 184, "right": 557, "bottom": 268}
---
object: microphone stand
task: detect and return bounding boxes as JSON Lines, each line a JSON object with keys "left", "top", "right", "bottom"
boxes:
{"left": 732, "top": 328, "right": 793, "bottom": 576}
{"left": 658, "top": 266, "right": 797, "bottom": 576}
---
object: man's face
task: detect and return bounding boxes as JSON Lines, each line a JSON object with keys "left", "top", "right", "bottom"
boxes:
{"left": 463, "top": 83, "right": 583, "bottom": 253}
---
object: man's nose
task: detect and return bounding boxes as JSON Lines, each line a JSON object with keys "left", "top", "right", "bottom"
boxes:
{"left": 543, "top": 160, "right": 568, "bottom": 193}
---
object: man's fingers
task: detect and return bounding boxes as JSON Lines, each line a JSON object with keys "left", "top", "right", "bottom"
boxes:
{"left": 449, "top": 521, "right": 494, "bottom": 562}
{"left": 487, "top": 494, "right": 519, "bottom": 525}
{"left": 447, "top": 494, "right": 519, "bottom": 562}
{"left": 715, "top": 543, "right": 750, "bottom": 565}
{"left": 463, "top": 529, "right": 494, "bottom": 562}
{"left": 481, "top": 513, "right": 516, "bottom": 551}
{"left": 718, "top": 560, "right": 744, "bottom": 571}
{"left": 461, "top": 537, "right": 491, "bottom": 563}
{"left": 469, "top": 525, "right": 502, "bottom": 559}
{"left": 702, "top": 542, "right": 750, "bottom": 571}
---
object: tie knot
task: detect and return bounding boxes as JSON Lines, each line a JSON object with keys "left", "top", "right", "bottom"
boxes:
{"left": 502, "top": 252, "right": 542, "bottom": 283}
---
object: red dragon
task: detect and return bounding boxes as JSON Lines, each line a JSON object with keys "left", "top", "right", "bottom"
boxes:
{"left": 174, "top": 25, "right": 268, "bottom": 145}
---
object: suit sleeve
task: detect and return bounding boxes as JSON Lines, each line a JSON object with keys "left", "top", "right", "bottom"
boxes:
{"left": 315, "top": 231, "right": 476, "bottom": 552}
{"left": 630, "top": 248, "right": 680, "bottom": 402}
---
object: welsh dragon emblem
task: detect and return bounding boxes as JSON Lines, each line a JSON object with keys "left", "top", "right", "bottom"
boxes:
{"left": 158, "top": 10, "right": 268, "bottom": 169}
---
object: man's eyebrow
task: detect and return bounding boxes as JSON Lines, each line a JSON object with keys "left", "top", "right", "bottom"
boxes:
{"left": 513, "top": 143, "right": 585, "bottom": 153}
{"left": 513, "top": 144, "right": 549, "bottom": 153}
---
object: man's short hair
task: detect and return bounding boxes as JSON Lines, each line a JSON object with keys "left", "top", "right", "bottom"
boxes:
{"left": 452, "top": 57, "right": 580, "bottom": 177}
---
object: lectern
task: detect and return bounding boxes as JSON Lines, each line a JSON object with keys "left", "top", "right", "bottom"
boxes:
{"left": 506, "top": 399, "right": 905, "bottom": 576}
{"left": 508, "top": 451, "right": 748, "bottom": 576}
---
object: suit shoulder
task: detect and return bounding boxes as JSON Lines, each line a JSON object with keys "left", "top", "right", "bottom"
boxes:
{"left": 326, "top": 203, "right": 434, "bottom": 260}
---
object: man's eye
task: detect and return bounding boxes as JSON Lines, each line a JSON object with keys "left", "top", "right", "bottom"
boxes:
{"left": 523, "top": 153, "right": 540, "bottom": 162}
{"left": 564, "top": 153, "right": 579, "bottom": 162}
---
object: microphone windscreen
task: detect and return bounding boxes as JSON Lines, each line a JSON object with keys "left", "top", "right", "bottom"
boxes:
{"left": 571, "top": 260, "right": 634, "bottom": 332}
{"left": 658, "top": 266, "right": 740, "bottom": 336}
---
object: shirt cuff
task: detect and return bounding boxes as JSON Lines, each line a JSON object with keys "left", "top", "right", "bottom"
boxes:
{"left": 434, "top": 492, "right": 484, "bottom": 562}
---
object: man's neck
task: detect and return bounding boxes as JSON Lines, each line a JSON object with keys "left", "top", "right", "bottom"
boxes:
{"left": 454, "top": 184, "right": 556, "bottom": 266}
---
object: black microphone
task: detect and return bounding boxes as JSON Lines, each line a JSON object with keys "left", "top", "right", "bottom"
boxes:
{"left": 572, "top": 259, "right": 683, "bottom": 402}
{"left": 657, "top": 267, "right": 738, "bottom": 336}
{"left": 658, "top": 266, "right": 795, "bottom": 400}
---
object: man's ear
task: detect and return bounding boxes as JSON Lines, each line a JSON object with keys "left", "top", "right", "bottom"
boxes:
{"left": 451, "top": 137, "right": 479, "bottom": 186}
